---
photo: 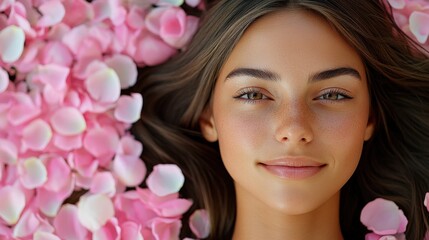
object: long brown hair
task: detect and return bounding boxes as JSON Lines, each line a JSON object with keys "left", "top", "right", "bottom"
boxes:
{"left": 132, "top": 0, "right": 429, "bottom": 239}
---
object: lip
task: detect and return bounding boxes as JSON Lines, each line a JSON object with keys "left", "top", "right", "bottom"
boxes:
{"left": 258, "top": 157, "right": 326, "bottom": 180}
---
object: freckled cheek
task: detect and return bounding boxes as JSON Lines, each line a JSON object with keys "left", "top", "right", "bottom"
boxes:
{"left": 316, "top": 110, "right": 369, "bottom": 163}
{"left": 317, "top": 101, "right": 369, "bottom": 136}
{"left": 216, "top": 110, "right": 273, "bottom": 160}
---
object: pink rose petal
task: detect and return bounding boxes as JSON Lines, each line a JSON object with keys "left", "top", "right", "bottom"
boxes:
{"left": 62, "top": 25, "right": 89, "bottom": 56}
{"left": 71, "top": 149, "right": 98, "bottom": 178}
{"left": 14, "top": 40, "right": 43, "bottom": 72}
{"left": 185, "top": 0, "right": 201, "bottom": 7}
{"left": 0, "top": 223, "right": 12, "bottom": 238}
{"left": 151, "top": 218, "right": 181, "bottom": 240}
{"left": 387, "top": 0, "right": 406, "bottom": 9}
{"left": 410, "top": 11, "right": 429, "bottom": 44}
{"left": 75, "top": 59, "right": 108, "bottom": 80}
{"left": 77, "top": 194, "right": 115, "bottom": 232}
{"left": 36, "top": 175, "right": 75, "bottom": 217}
{"left": 50, "top": 107, "right": 86, "bottom": 136}
{"left": 156, "top": 198, "right": 192, "bottom": 217}
{"left": 22, "top": 119, "right": 52, "bottom": 151}
{"left": 43, "top": 85, "right": 66, "bottom": 105}
{"left": 114, "top": 191, "right": 157, "bottom": 225}
{"left": 360, "top": 198, "right": 408, "bottom": 235}
{"left": 30, "top": 64, "right": 70, "bottom": 90}
{"left": 8, "top": 2, "right": 36, "bottom": 38}
{"left": 0, "top": 68, "right": 9, "bottom": 92}
{"left": 12, "top": 210, "right": 40, "bottom": 238}
{"left": 145, "top": 7, "right": 166, "bottom": 35}
{"left": 110, "top": 24, "right": 129, "bottom": 53}
{"left": 53, "top": 134, "right": 82, "bottom": 151}
{"left": 172, "top": 15, "right": 199, "bottom": 48}
{"left": 33, "top": 231, "right": 61, "bottom": 240}
{"left": 159, "top": 7, "right": 185, "bottom": 39}
{"left": 0, "top": 139, "right": 18, "bottom": 164}
{"left": 93, "top": 0, "right": 113, "bottom": 22}
{"left": 117, "top": 135, "right": 143, "bottom": 156}
{"left": 19, "top": 157, "right": 48, "bottom": 189}
{"left": 0, "top": 0, "right": 13, "bottom": 12}
{"left": 158, "top": 0, "right": 184, "bottom": 6}
{"left": 7, "top": 104, "right": 41, "bottom": 126}
{"left": 90, "top": 172, "right": 116, "bottom": 197}
{"left": 36, "top": 211, "right": 57, "bottom": 233}
{"left": 146, "top": 164, "right": 184, "bottom": 196}
{"left": 0, "top": 186, "right": 26, "bottom": 225}
{"left": 114, "top": 94, "right": 143, "bottom": 123}
{"left": 0, "top": 25, "right": 25, "bottom": 63}
{"left": 134, "top": 33, "right": 177, "bottom": 66}
{"left": 54, "top": 204, "right": 89, "bottom": 240}
{"left": 189, "top": 209, "right": 210, "bottom": 238}
{"left": 87, "top": 25, "right": 112, "bottom": 52}
{"left": 85, "top": 68, "right": 121, "bottom": 102}
{"left": 112, "top": 155, "right": 146, "bottom": 187}
{"left": 37, "top": 0, "right": 66, "bottom": 27}
{"left": 92, "top": 218, "right": 120, "bottom": 240}
{"left": 105, "top": 54, "right": 137, "bottom": 89}
{"left": 36, "top": 189, "right": 67, "bottom": 217}
{"left": 365, "top": 233, "right": 383, "bottom": 240}
{"left": 83, "top": 127, "right": 120, "bottom": 158}
{"left": 121, "top": 222, "right": 143, "bottom": 240}
{"left": 159, "top": 7, "right": 199, "bottom": 48}
{"left": 39, "top": 41, "right": 73, "bottom": 67}
{"left": 126, "top": 6, "right": 146, "bottom": 30}
{"left": 44, "top": 156, "right": 71, "bottom": 192}
{"left": 62, "top": 0, "right": 94, "bottom": 27}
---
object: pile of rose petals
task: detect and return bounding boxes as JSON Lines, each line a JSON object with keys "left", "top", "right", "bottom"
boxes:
{"left": 0, "top": 0, "right": 209, "bottom": 239}
{"left": 387, "top": 0, "right": 429, "bottom": 52}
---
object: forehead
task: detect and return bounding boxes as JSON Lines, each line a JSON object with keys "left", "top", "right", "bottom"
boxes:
{"left": 218, "top": 9, "right": 365, "bottom": 80}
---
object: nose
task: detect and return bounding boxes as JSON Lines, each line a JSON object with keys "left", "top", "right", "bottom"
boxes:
{"left": 274, "top": 100, "right": 314, "bottom": 144}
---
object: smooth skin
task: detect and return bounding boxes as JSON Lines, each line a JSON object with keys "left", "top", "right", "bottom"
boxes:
{"left": 200, "top": 9, "right": 374, "bottom": 240}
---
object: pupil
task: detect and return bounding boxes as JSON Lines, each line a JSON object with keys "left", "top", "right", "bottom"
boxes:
{"left": 250, "top": 93, "right": 260, "bottom": 99}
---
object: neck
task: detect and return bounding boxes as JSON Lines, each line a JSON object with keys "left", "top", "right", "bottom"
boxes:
{"left": 232, "top": 186, "right": 344, "bottom": 240}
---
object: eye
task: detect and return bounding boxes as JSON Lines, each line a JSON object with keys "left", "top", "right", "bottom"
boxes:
{"left": 234, "top": 88, "right": 270, "bottom": 102}
{"left": 317, "top": 90, "right": 352, "bottom": 101}
{"left": 240, "top": 92, "right": 268, "bottom": 100}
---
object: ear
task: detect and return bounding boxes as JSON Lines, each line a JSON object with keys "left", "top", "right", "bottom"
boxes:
{"left": 364, "top": 114, "right": 375, "bottom": 141}
{"left": 199, "top": 108, "right": 218, "bottom": 142}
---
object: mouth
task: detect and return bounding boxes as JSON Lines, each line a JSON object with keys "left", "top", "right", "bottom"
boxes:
{"left": 258, "top": 157, "right": 327, "bottom": 180}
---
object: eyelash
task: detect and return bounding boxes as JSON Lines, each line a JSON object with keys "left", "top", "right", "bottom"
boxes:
{"left": 233, "top": 88, "right": 269, "bottom": 104}
{"left": 233, "top": 88, "right": 352, "bottom": 103}
{"left": 317, "top": 88, "right": 353, "bottom": 101}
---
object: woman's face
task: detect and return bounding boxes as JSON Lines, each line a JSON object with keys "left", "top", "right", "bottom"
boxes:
{"left": 200, "top": 9, "right": 374, "bottom": 214}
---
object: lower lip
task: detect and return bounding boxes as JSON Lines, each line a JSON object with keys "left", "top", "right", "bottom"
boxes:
{"left": 260, "top": 164, "right": 325, "bottom": 180}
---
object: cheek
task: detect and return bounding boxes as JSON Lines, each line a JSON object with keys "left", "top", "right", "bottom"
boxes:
{"left": 317, "top": 108, "right": 369, "bottom": 167}
{"left": 218, "top": 111, "right": 270, "bottom": 152}
{"left": 214, "top": 107, "right": 273, "bottom": 168}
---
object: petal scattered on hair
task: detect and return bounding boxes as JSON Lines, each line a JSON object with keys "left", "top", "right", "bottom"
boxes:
{"left": 147, "top": 164, "right": 185, "bottom": 197}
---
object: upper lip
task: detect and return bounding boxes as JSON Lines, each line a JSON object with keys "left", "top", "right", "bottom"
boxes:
{"left": 259, "top": 157, "right": 326, "bottom": 167}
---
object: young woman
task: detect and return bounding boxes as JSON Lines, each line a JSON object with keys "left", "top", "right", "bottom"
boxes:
{"left": 133, "top": 0, "right": 429, "bottom": 239}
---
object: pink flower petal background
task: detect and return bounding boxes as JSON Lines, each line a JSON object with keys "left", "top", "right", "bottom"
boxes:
{"left": 0, "top": 0, "right": 427, "bottom": 239}
{"left": 0, "top": 0, "right": 209, "bottom": 239}
{"left": 387, "top": 0, "right": 429, "bottom": 51}
{"left": 360, "top": 198, "right": 408, "bottom": 236}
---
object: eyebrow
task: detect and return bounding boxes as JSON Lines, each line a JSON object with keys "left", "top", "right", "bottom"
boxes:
{"left": 225, "top": 68, "right": 280, "bottom": 81}
{"left": 224, "top": 67, "right": 361, "bottom": 82}
{"left": 310, "top": 67, "right": 361, "bottom": 82}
